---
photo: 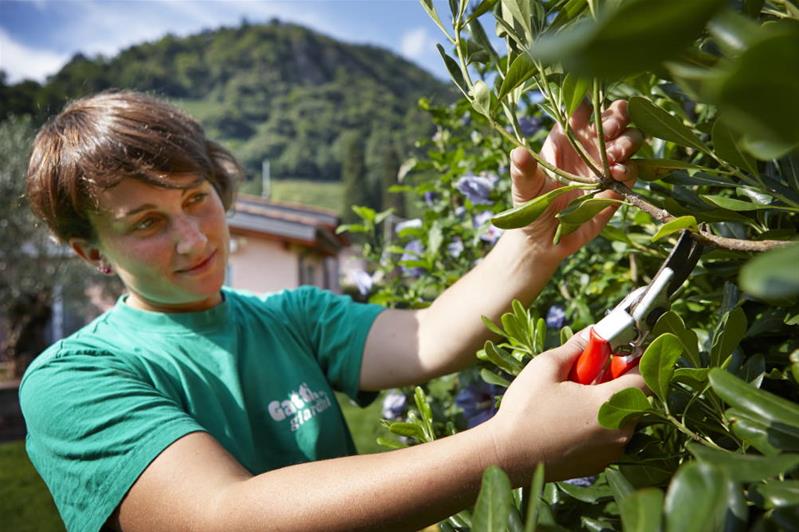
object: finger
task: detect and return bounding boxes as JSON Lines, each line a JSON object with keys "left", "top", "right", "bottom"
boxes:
{"left": 510, "top": 146, "right": 545, "bottom": 204}
{"left": 598, "top": 100, "right": 629, "bottom": 140}
{"left": 606, "top": 128, "right": 644, "bottom": 165}
{"left": 597, "top": 370, "right": 648, "bottom": 394}
{"left": 570, "top": 101, "right": 593, "bottom": 131}
{"left": 610, "top": 161, "right": 638, "bottom": 187}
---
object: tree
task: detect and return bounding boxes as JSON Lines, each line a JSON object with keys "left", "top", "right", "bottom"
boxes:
{"left": 0, "top": 117, "right": 120, "bottom": 377}
{"left": 340, "top": 130, "right": 372, "bottom": 223}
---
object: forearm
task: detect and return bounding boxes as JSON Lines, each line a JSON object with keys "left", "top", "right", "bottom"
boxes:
{"left": 415, "top": 229, "right": 561, "bottom": 376}
{"left": 209, "top": 423, "right": 501, "bottom": 532}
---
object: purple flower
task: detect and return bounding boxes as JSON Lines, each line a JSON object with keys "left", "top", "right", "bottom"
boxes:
{"left": 473, "top": 211, "right": 504, "bottom": 244}
{"left": 546, "top": 305, "right": 567, "bottom": 329}
{"left": 395, "top": 218, "right": 422, "bottom": 233}
{"left": 456, "top": 381, "right": 503, "bottom": 428}
{"left": 518, "top": 116, "right": 541, "bottom": 137}
{"left": 350, "top": 269, "right": 373, "bottom": 296}
{"left": 455, "top": 174, "right": 498, "bottom": 205}
{"left": 423, "top": 191, "right": 438, "bottom": 207}
{"left": 400, "top": 239, "right": 425, "bottom": 278}
{"left": 447, "top": 237, "right": 464, "bottom": 258}
{"left": 563, "top": 476, "right": 597, "bottom": 487}
{"left": 382, "top": 390, "right": 407, "bottom": 420}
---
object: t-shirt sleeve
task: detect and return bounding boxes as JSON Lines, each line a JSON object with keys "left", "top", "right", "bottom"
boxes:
{"left": 277, "top": 286, "right": 384, "bottom": 405}
{"left": 19, "top": 349, "right": 205, "bottom": 532}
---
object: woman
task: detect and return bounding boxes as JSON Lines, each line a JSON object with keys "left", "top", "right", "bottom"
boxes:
{"left": 21, "top": 90, "right": 644, "bottom": 531}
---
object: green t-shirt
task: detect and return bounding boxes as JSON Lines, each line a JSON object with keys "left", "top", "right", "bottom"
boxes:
{"left": 19, "top": 286, "right": 384, "bottom": 532}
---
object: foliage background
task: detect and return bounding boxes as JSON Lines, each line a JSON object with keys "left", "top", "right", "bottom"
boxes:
{"left": 344, "top": 0, "right": 799, "bottom": 530}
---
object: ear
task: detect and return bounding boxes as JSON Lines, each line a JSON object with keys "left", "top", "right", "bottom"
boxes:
{"left": 69, "top": 238, "right": 104, "bottom": 269}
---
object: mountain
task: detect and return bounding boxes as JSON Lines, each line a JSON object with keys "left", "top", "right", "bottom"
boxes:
{"left": 0, "top": 19, "right": 454, "bottom": 181}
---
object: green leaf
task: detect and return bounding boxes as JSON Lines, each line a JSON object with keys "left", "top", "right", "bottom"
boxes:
{"left": 481, "top": 368, "right": 511, "bottom": 387}
{"left": 530, "top": 0, "right": 726, "bottom": 80}
{"left": 706, "top": 22, "right": 799, "bottom": 158}
{"left": 728, "top": 408, "right": 799, "bottom": 455}
{"left": 711, "top": 119, "right": 757, "bottom": 174}
{"left": 498, "top": 53, "right": 536, "bottom": 102}
{"left": 478, "top": 341, "right": 523, "bottom": 375}
{"left": 701, "top": 194, "right": 766, "bottom": 211}
{"left": 481, "top": 315, "right": 507, "bottom": 338}
{"left": 473, "top": 465, "right": 513, "bottom": 532}
{"left": 687, "top": 442, "right": 799, "bottom": 483}
{"left": 652, "top": 311, "right": 700, "bottom": 367}
{"left": 606, "top": 468, "right": 635, "bottom": 503}
{"left": 500, "top": 0, "right": 532, "bottom": 40}
{"left": 524, "top": 463, "right": 545, "bottom": 532}
{"left": 664, "top": 462, "right": 744, "bottom": 532}
{"left": 652, "top": 216, "right": 698, "bottom": 242}
{"left": 436, "top": 44, "right": 468, "bottom": 95}
{"left": 740, "top": 243, "right": 799, "bottom": 301}
{"left": 710, "top": 306, "right": 747, "bottom": 366}
{"left": 706, "top": 9, "right": 763, "bottom": 56}
{"left": 751, "top": 481, "right": 799, "bottom": 509}
{"left": 561, "top": 74, "right": 590, "bottom": 117}
{"left": 557, "top": 197, "right": 623, "bottom": 224}
{"left": 491, "top": 185, "right": 585, "bottom": 229}
{"left": 640, "top": 333, "right": 684, "bottom": 401}
{"left": 634, "top": 159, "right": 703, "bottom": 182}
{"left": 619, "top": 488, "right": 664, "bottom": 532}
{"left": 421, "top": 0, "right": 451, "bottom": 41}
{"left": 556, "top": 481, "right": 613, "bottom": 504}
{"left": 629, "top": 97, "right": 706, "bottom": 152}
{"left": 465, "top": 0, "right": 499, "bottom": 25}
{"left": 598, "top": 387, "right": 651, "bottom": 429}
{"left": 387, "top": 421, "right": 425, "bottom": 439}
{"left": 710, "top": 369, "right": 799, "bottom": 430}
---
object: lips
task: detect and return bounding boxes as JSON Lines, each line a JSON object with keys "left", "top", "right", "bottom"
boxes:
{"left": 176, "top": 249, "right": 217, "bottom": 274}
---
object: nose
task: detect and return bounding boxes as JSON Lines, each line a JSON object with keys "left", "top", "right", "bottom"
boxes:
{"left": 174, "top": 215, "right": 207, "bottom": 255}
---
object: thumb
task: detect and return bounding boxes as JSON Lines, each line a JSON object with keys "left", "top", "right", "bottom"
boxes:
{"left": 596, "top": 367, "right": 648, "bottom": 395}
{"left": 537, "top": 327, "right": 591, "bottom": 381}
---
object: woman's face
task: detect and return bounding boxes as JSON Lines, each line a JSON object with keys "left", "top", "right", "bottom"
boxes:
{"left": 76, "top": 175, "right": 230, "bottom": 313}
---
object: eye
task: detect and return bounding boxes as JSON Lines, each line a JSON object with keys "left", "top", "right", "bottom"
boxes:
{"left": 187, "top": 192, "right": 208, "bottom": 206}
{"left": 132, "top": 216, "right": 160, "bottom": 232}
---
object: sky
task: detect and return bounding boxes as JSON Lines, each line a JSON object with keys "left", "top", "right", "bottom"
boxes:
{"left": 0, "top": 0, "right": 459, "bottom": 84}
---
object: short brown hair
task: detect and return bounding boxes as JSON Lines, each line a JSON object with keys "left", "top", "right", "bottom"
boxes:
{"left": 26, "top": 90, "right": 241, "bottom": 243}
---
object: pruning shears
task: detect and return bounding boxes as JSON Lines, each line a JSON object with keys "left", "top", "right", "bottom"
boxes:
{"left": 569, "top": 231, "right": 704, "bottom": 385}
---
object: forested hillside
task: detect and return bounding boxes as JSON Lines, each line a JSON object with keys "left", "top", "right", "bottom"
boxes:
{"left": 0, "top": 19, "right": 453, "bottom": 183}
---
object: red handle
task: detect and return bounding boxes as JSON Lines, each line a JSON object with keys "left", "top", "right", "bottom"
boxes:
{"left": 569, "top": 328, "right": 611, "bottom": 384}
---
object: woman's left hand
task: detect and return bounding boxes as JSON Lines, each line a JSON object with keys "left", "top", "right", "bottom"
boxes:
{"left": 509, "top": 99, "right": 644, "bottom": 259}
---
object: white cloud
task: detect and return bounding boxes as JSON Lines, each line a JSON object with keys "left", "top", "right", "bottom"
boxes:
{"left": 0, "top": 28, "right": 70, "bottom": 83}
{"left": 400, "top": 27, "right": 434, "bottom": 60}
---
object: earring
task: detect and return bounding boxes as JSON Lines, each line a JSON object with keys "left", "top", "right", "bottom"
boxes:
{"left": 97, "top": 263, "right": 113, "bottom": 275}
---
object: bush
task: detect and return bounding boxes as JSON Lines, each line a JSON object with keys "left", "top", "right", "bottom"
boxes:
{"left": 341, "top": 0, "right": 799, "bottom": 529}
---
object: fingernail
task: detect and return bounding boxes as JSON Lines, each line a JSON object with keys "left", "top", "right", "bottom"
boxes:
{"left": 579, "top": 328, "right": 590, "bottom": 340}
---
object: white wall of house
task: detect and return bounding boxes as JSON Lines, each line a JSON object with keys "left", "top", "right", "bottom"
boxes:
{"left": 227, "top": 236, "right": 298, "bottom": 294}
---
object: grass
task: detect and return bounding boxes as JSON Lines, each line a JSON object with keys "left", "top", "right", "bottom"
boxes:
{"left": 1, "top": 395, "right": 387, "bottom": 530}
{"left": 0, "top": 440, "right": 63, "bottom": 531}
{"left": 240, "top": 178, "right": 345, "bottom": 213}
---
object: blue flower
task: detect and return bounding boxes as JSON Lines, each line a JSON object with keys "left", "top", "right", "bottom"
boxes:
{"left": 563, "top": 476, "right": 597, "bottom": 487}
{"left": 473, "top": 210, "right": 504, "bottom": 244}
{"left": 455, "top": 174, "right": 498, "bottom": 205}
{"left": 395, "top": 218, "right": 422, "bottom": 234}
{"left": 447, "top": 237, "right": 464, "bottom": 258}
{"left": 518, "top": 116, "right": 541, "bottom": 137}
{"left": 382, "top": 390, "right": 407, "bottom": 420}
{"left": 400, "top": 239, "right": 425, "bottom": 278}
{"left": 546, "top": 305, "right": 567, "bottom": 329}
{"left": 350, "top": 269, "right": 373, "bottom": 296}
{"left": 455, "top": 381, "right": 503, "bottom": 428}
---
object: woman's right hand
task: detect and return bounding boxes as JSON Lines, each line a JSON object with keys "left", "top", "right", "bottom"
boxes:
{"left": 486, "top": 330, "right": 647, "bottom": 483}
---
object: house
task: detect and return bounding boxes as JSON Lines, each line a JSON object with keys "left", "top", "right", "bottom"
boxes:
{"left": 226, "top": 194, "right": 350, "bottom": 294}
